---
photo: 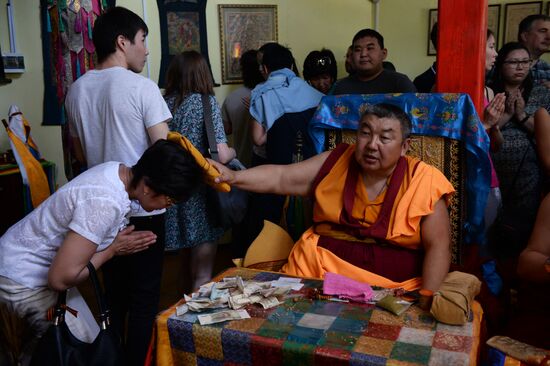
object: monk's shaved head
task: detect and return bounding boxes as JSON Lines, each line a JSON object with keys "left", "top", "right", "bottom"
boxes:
{"left": 360, "top": 103, "right": 411, "bottom": 140}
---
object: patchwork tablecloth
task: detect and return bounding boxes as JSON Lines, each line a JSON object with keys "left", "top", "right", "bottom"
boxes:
{"left": 153, "top": 268, "right": 482, "bottom": 366}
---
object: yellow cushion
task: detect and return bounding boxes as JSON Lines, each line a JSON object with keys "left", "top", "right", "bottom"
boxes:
{"left": 242, "top": 220, "right": 295, "bottom": 268}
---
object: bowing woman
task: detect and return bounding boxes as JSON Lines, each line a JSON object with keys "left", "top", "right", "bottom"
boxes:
{"left": 0, "top": 140, "right": 201, "bottom": 347}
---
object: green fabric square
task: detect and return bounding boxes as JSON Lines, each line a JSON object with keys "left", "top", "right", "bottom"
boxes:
{"left": 338, "top": 304, "right": 373, "bottom": 321}
{"left": 280, "top": 299, "right": 314, "bottom": 313}
{"left": 282, "top": 340, "right": 316, "bottom": 366}
{"left": 331, "top": 317, "right": 368, "bottom": 334}
{"left": 319, "top": 330, "right": 359, "bottom": 351}
{"left": 257, "top": 321, "right": 293, "bottom": 340}
{"left": 390, "top": 341, "right": 431, "bottom": 363}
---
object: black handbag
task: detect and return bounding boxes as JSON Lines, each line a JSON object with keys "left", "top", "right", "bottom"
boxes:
{"left": 30, "top": 263, "right": 124, "bottom": 366}
{"left": 201, "top": 94, "right": 248, "bottom": 229}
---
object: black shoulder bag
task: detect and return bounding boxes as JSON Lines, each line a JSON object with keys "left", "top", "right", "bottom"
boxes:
{"left": 201, "top": 94, "right": 248, "bottom": 229}
{"left": 30, "top": 263, "right": 124, "bottom": 366}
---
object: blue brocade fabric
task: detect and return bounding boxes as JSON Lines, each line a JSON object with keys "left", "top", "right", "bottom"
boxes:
{"left": 308, "top": 93, "right": 490, "bottom": 244}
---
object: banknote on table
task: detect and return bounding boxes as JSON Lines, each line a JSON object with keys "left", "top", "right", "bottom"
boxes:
{"left": 258, "top": 296, "right": 281, "bottom": 309}
{"left": 198, "top": 309, "right": 251, "bottom": 325}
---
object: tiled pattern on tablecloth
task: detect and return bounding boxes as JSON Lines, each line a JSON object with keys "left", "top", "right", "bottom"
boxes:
{"left": 167, "top": 270, "right": 475, "bottom": 365}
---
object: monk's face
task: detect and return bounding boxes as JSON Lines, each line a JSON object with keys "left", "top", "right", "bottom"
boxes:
{"left": 355, "top": 115, "right": 409, "bottom": 176}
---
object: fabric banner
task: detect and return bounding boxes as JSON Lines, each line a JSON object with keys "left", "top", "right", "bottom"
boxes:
{"left": 156, "top": 0, "right": 215, "bottom": 88}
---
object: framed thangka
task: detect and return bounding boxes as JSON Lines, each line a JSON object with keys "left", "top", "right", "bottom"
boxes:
{"left": 218, "top": 5, "right": 277, "bottom": 84}
{"left": 504, "top": 2, "right": 542, "bottom": 44}
{"left": 157, "top": 0, "right": 214, "bottom": 87}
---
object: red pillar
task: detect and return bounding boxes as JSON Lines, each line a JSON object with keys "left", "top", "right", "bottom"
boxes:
{"left": 435, "top": 0, "right": 488, "bottom": 118}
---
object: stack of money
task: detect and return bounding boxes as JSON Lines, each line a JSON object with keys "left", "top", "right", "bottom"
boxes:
{"left": 176, "top": 276, "right": 300, "bottom": 319}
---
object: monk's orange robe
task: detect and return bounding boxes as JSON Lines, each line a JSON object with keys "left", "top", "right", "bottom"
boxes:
{"left": 282, "top": 144, "right": 455, "bottom": 291}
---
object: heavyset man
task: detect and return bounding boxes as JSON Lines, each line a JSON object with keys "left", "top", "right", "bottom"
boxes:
{"left": 333, "top": 29, "right": 416, "bottom": 95}
{"left": 212, "top": 104, "right": 454, "bottom": 300}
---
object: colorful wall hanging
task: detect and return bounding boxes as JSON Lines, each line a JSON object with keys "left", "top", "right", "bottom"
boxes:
{"left": 40, "top": 0, "right": 114, "bottom": 178}
{"left": 157, "top": 0, "right": 215, "bottom": 87}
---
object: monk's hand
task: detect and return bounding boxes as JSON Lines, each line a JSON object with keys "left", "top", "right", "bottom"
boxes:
{"left": 208, "top": 158, "right": 236, "bottom": 184}
{"left": 111, "top": 225, "right": 157, "bottom": 256}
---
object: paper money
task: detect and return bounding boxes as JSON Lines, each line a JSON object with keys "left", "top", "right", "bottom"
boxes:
{"left": 197, "top": 309, "right": 250, "bottom": 325}
{"left": 258, "top": 296, "right": 280, "bottom": 309}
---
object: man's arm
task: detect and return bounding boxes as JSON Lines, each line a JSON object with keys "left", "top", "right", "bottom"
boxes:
{"left": 250, "top": 118, "right": 266, "bottom": 146}
{"left": 211, "top": 151, "right": 330, "bottom": 196}
{"left": 420, "top": 198, "right": 451, "bottom": 293}
{"left": 518, "top": 193, "right": 550, "bottom": 282}
{"left": 147, "top": 120, "right": 170, "bottom": 143}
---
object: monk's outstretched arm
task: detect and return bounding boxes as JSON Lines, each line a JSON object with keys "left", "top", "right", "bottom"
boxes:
{"left": 420, "top": 198, "right": 451, "bottom": 293}
{"left": 210, "top": 151, "right": 330, "bottom": 197}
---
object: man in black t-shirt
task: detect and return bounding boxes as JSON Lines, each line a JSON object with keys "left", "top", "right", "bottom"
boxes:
{"left": 333, "top": 28, "right": 416, "bottom": 95}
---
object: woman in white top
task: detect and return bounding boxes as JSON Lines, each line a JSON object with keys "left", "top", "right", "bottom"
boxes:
{"left": 0, "top": 140, "right": 201, "bottom": 346}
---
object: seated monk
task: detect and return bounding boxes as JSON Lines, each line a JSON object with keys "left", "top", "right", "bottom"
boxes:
{"left": 211, "top": 103, "right": 455, "bottom": 298}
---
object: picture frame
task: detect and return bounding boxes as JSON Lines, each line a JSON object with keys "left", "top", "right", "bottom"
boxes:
{"left": 427, "top": 8, "right": 438, "bottom": 56}
{"left": 504, "top": 2, "right": 542, "bottom": 44}
{"left": 218, "top": 5, "right": 278, "bottom": 84}
{"left": 488, "top": 4, "right": 501, "bottom": 46}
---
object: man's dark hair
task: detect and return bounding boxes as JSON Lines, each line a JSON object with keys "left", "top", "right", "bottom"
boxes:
{"left": 93, "top": 7, "right": 148, "bottom": 63}
{"left": 430, "top": 22, "right": 438, "bottom": 51}
{"left": 518, "top": 14, "right": 550, "bottom": 41}
{"left": 131, "top": 140, "right": 201, "bottom": 203}
{"left": 303, "top": 49, "right": 337, "bottom": 81}
{"left": 240, "top": 50, "right": 264, "bottom": 89}
{"left": 352, "top": 29, "right": 385, "bottom": 49}
{"left": 259, "top": 43, "right": 294, "bottom": 72}
{"left": 361, "top": 103, "right": 412, "bottom": 139}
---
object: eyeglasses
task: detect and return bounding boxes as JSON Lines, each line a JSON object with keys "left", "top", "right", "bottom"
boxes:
{"left": 503, "top": 59, "right": 532, "bottom": 68}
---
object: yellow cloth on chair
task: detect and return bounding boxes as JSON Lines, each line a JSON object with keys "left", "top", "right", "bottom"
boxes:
{"left": 4, "top": 108, "right": 50, "bottom": 208}
{"left": 167, "top": 131, "right": 230, "bottom": 192}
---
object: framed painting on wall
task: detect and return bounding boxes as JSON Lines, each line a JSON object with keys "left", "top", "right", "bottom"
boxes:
{"left": 504, "top": 2, "right": 542, "bottom": 44}
{"left": 157, "top": 0, "right": 215, "bottom": 87}
{"left": 488, "top": 4, "right": 501, "bottom": 46}
{"left": 427, "top": 8, "right": 438, "bottom": 56}
{"left": 219, "top": 5, "right": 278, "bottom": 84}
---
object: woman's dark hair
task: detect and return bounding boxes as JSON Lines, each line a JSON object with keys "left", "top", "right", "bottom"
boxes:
{"left": 93, "top": 7, "right": 148, "bottom": 64}
{"left": 131, "top": 140, "right": 202, "bottom": 202}
{"left": 303, "top": 49, "right": 337, "bottom": 81}
{"left": 240, "top": 49, "right": 263, "bottom": 89}
{"left": 489, "top": 42, "right": 533, "bottom": 103}
{"left": 164, "top": 50, "right": 214, "bottom": 109}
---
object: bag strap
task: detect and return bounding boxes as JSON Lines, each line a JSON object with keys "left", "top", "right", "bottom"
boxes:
{"left": 201, "top": 94, "right": 220, "bottom": 163}
{"left": 86, "top": 262, "right": 111, "bottom": 329}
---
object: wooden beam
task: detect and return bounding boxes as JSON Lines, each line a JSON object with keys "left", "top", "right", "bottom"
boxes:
{"left": 436, "top": 0, "right": 488, "bottom": 118}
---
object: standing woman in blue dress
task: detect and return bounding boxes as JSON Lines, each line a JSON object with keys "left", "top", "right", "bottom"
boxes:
{"left": 164, "top": 51, "right": 236, "bottom": 291}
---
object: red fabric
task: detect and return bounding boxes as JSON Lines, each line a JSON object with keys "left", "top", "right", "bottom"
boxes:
{"left": 318, "top": 236, "right": 424, "bottom": 282}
